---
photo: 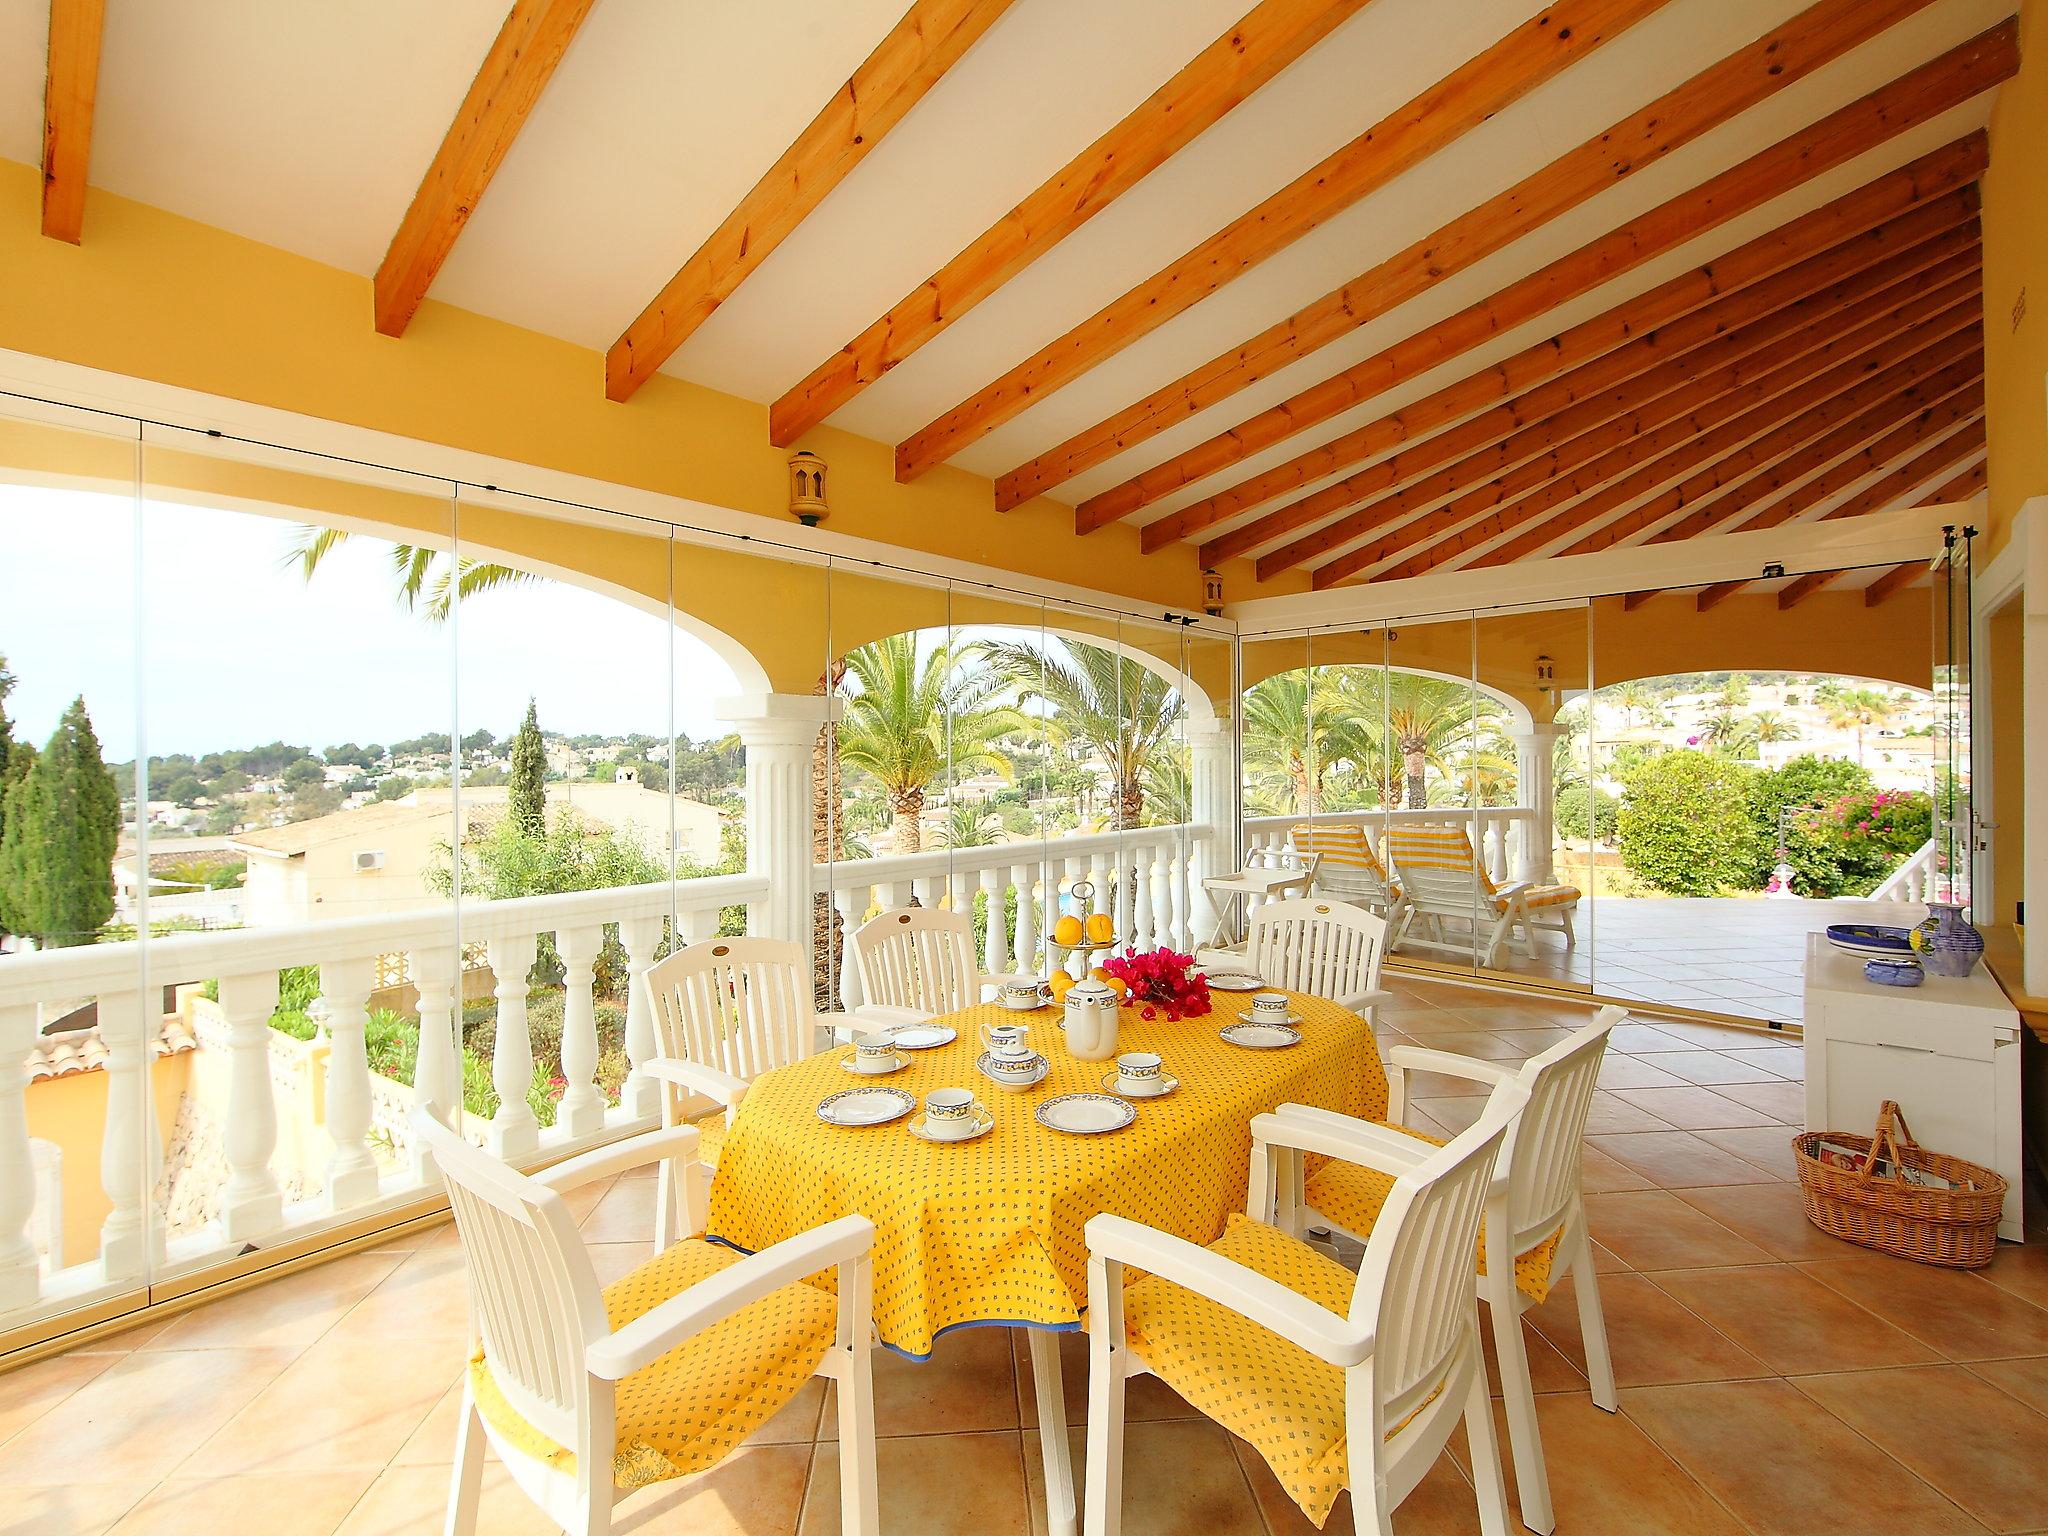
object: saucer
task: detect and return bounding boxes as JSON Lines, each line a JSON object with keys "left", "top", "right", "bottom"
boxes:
{"left": 816, "top": 1086, "right": 917, "bottom": 1127}
{"left": 909, "top": 1106, "right": 996, "bottom": 1143}
{"left": 977, "top": 1051, "right": 1050, "bottom": 1090}
{"left": 1204, "top": 972, "right": 1264, "bottom": 992}
{"left": 886, "top": 1024, "right": 958, "bottom": 1050}
{"left": 1102, "top": 1070, "right": 1178, "bottom": 1099}
{"left": 1035, "top": 1093, "right": 1137, "bottom": 1135}
{"left": 842, "top": 1054, "right": 907, "bottom": 1077}
{"left": 1242, "top": 1009, "right": 1303, "bottom": 1028}
{"left": 1220, "top": 1022, "right": 1302, "bottom": 1050}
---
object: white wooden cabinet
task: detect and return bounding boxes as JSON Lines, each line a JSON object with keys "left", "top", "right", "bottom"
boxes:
{"left": 1801, "top": 934, "right": 2025, "bottom": 1242}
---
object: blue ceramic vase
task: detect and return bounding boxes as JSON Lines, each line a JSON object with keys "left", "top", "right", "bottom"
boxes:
{"left": 1912, "top": 901, "right": 1984, "bottom": 978}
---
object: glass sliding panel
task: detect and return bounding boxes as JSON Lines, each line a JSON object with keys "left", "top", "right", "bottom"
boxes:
{"left": 1588, "top": 569, "right": 1940, "bottom": 1026}
{"left": 1115, "top": 609, "right": 1197, "bottom": 958}
{"left": 1931, "top": 531, "right": 1973, "bottom": 910}
{"left": 1184, "top": 625, "right": 1237, "bottom": 951}
{"left": 1383, "top": 611, "right": 1482, "bottom": 977}
{"left": 0, "top": 400, "right": 146, "bottom": 1340}
{"left": 1235, "top": 630, "right": 1314, "bottom": 954}
{"left": 1474, "top": 601, "right": 1593, "bottom": 993}
{"left": 959, "top": 587, "right": 1054, "bottom": 987}
{"left": 134, "top": 424, "right": 458, "bottom": 1299}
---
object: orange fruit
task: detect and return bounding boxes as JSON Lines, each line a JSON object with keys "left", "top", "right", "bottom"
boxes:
{"left": 1048, "top": 972, "right": 1074, "bottom": 999}
{"left": 1053, "top": 914, "right": 1084, "bottom": 946}
{"left": 1090, "top": 966, "right": 1112, "bottom": 983}
{"left": 1103, "top": 976, "right": 1129, "bottom": 1000}
{"left": 1085, "top": 912, "right": 1115, "bottom": 943}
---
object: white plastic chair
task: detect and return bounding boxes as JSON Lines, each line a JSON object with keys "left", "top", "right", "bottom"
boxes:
{"left": 1382, "top": 825, "right": 1579, "bottom": 967}
{"left": 1288, "top": 822, "right": 1405, "bottom": 922}
{"left": 643, "top": 936, "right": 853, "bottom": 1243}
{"left": 416, "top": 1110, "right": 879, "bottom": 1536}
{"left": 1272, "top": 1005, "right": 1626, "bottom": 1534}
{"left": 1082, "top": 1079, "right": 1531, "bottom": 1536}
{"left": 1243, "top": 897, "right": 1392, "bottom": 1019}
{"left": 849, "top": 906, "right": 1035, "bottom": 1028}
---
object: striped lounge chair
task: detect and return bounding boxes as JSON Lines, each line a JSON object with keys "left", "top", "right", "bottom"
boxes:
{"left": 1383, "top": 825, "right": 1579, "bottom": 967}
{"left": 1287, "top": 822, "right": 1403, "bottom": 922}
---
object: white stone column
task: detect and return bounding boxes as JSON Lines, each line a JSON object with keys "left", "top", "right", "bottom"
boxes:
{"left": 1510, "top": 722, "right": 1570, "bottom": 885}
{"left": 717, "top": 694, "right": 838, "bottom": 949}
{"left": 1188, "top": 715, "right": 1237, "bottom": 941}
{"left": 0, "top": 1003, "right": 41, "bottom": 1311}
{"left": 618, "top": 915, "right": 664, "bottom": 1122}
{"left": 216, "top": 970, "right": 284, "bottom": 1243}
{"left": 97, "top": 989, "right": 164, "bottom": 1282}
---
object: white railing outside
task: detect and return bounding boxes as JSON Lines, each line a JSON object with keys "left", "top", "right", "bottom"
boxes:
{"left": 1865, "top": 838, "right": 1951, "bottom": 904}
{"left": 1242, "top": 807, "right": 1537, "bottom": 891}
{"left": 817, "top": 823, "right": 1213, "bottom": 1010}
{"left": 0, "top": 871, "right": 766, "bottom": 1335}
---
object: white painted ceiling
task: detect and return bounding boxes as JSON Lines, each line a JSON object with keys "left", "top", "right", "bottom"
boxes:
{"left": 0, "top": 0, "right": 2007, "bottom": 570}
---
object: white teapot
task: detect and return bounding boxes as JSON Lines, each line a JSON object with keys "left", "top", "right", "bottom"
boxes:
{"left": 1061, "top": 978, "right": 1121, "bottom": 1061}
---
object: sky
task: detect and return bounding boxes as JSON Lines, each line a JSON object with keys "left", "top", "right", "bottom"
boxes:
{"left": 2, "top": 487, "right": 739, "bottom": 761}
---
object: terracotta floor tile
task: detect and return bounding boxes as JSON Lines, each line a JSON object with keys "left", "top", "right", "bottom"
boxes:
{"left": 1969, "top": 1356, "right": 2048, "bottom": 1418}
{"left": 174, "top": 1328, "right": 463, "bottom": 1477}
{"left": 1584, "top": 1190, "right": 1774, "bottom": 1271}
{"left": 1606, "top": 1023, "right": 1698, "bottom": 1054}
{"left": 1720, "top": 1046, "right": 1806, "bottom": 1080}
{"left": 1395, "top": 1029, "right": 1530, "bottom": 1061}
{"left": 1578, "top": 1143, "right": 1653, "bottom": 1193}
{"left": 821, "top": 1323, "right": 1018, "bottom": 1439}
{"left": 1012, "top": 1328, "right": 1199, "bottom": 1429}
{"left": 1705, "top": 1080, "right": 1806, "bottom": 1123}
{"left": 1640, "top": 1019, "right": 1785, "bottom": 1051}
{"left": 1671, "top": 1184, "right": 1865, "bottom": 1263}
{"left": 1234, "top": 1431, "right": 1482, "bottom": 1535}
{"left": 1980, "top": 1239, "right": 2048, "bottom": 1312}
{"left": 1399, "top": 1066, "right": 1498, "bottom": 1099}
{"left": 1477, "top": 1310, "right": 1589, "bottom": 1397}
{"left": 578, "top": 1173, "right": 659, "bottom": 1244}
{"left": 802, "top": 1431, "right": 1030, "bottom": 1536}
{"left": 1025, "top": 1421, "right": 1264, "bottom": 1536}
{"left": 1449, "top": 1391, "right": 1747, "bottom": 1535}
{"left": 1605, "top": 1087, "right": 1783, "bottom": 1132}
{"left": 1800, "top": 1257, "right": 2048, "bottom": 1361}
{"left": 1586, "top": 1130, "right": 1781, "bottom": 1189}
{"left": 0, "top": 1482, "right": 156, "bottom": 1536}
{"left": 1596, "top": 1055, "right": 1690, "bottom": 1090}
{"left": 753, "top": 1377, "right": 829, "bottom": 1445}
{"left": 0, "top": 1347, "right": 299, "bottom": 1486}
{"left": 141, "top": 1253, "right": 404, "bottom": 1354}
{"left": 1623, "top": 1378, "right": 1988, "bottom": 1536}
{"left": 336, "top": 1462, "right": 577, "bottom": 1536}
{"left": 1692, "top": 1125, "right": 1801, "bottom": 1178}
{"left": 0, "top": 1350, "right": 119, "bottom": 1447}
{"left": 611, "top": 1442, "right": 813, "bottom": 1536}
{"left": 1648, "top": 1050, "right": 1782, "bottom": 1086}
{"left": 106, "top": 1470, "right": 378, "bottom": 1536}
{"left": 1795, "top": 1364, "right": 2048, "bottom": 1533}
{"left": 391, "top": 1381, "right": 463, "bottom": 1467}
{"left": 1651, "top": 1265, "right": 1939, "bottom": 1375}
{"left": 1525, "top": 1273, "right": 1769, "bottom": 1388}
{"left": 1411, "top": 1096, "right": 1485, "bottom": 1134}
{"left": 1485, "top": 1026, "right": 1575, "bottom": 1056}
{"left": 1582, "top": 1093, "right": 1673, "bottom": 1136}
{"left": 323, "top": 1243, "right": 471, "bottom": 1343}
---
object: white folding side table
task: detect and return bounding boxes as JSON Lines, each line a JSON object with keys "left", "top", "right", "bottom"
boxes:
{"left": 1201, "top": 861, "right": 1316, "bottom": 951}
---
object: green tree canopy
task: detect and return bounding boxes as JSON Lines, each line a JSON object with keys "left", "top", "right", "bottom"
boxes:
{"left": 983, "top": 639, "right": 1183, "bottom": 829}
{"left": 1616, "top": 749, "right": 1762, "bottom": 896}
{"left": 0, "top": 698, "right": 120, "bottom": 946}
{"left": 508, "top": 698, "right": 547, "bottom": 838}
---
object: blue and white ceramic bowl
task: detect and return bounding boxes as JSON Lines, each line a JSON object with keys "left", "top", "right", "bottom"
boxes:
{"left": 1863, "top": 957, "right": 1924, "bottom": 988}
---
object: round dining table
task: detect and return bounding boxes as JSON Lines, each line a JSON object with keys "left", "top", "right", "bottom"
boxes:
{"left": 707, "top": 986, "right": 1387, "bottom": 1536}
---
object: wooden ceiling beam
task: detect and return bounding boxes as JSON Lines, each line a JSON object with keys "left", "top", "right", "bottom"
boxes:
{"left": 1149, "top": 182, "right": 1983, "bottom": 554}
{"left": 373, "top": 0, "right": 598, "bottom": 337}
{"left": 1435, "top": 343, "right": 1985, "bottom": 581}
{"left": 1212, "top": 241, "right": 1978, "bottom": 569}
{"left": 881, "top": 0, "right": 1667, "bottom": 488}
{"left": 1343, "top": 325, "right": 1983, "bottom": 587}
{"left": 1774, "top": 568, "right": 1848, "bottom": 606}
{"left": 767, "top": 0, "right": 1375, "bottom": 448}
{"left": 1865, "top": 559, "right": 1931, "bottom": 605}
{"left": 1066, "top": 23, "right": 2016, "bottom": 528}
{"left": 1276, "top": 283, "right": 1979, "bottom": 583}
{"left": 40, "top": 0, "right": 105, "bottom": 243}
{"left": 605, "top": 0, "right": 1017, "bottom": 403}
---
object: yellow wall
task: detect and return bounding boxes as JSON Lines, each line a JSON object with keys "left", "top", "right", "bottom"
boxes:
{"left": 25, "top": 1054, "right": 191, "bottom": 1272}
{"left": 0, "top": 159, "right": 1283, "bottom": 617}
{"left": 1981, "top": 0, "right": 2048, "bottom": 557}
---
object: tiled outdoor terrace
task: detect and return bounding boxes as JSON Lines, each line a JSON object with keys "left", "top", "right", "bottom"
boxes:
{"left": 4, "top": 976, "right": 2043, "bottom": 1536}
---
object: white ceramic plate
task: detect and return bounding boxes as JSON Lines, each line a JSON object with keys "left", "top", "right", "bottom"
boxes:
{"left": 1204, "top": 972, "right": 1265, "bottom": 992}
{"left": 886, "top": 1024, "right": 958, "bottom": 1050}
{"left": 1102, "top": 1071, "right": 1178, "bottom": 1099}
{"left": 1035, "top": 1093, "right": 1138, "bottom": 1135}
{"left": 816, "top": 1086, "right": 917, "bottom": 1127}
{"left": 1220, "top": 1022, "right": 1302, "bottom": 1050}
{"left": 977, "top": 1051, "right": 1049, "bottom": 1090}
{"left": 909, "top": 1107, "right": 996, "bottom": 1143}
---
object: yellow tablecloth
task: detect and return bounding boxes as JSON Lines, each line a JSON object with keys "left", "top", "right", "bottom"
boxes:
{"left": 706, "top": 990, "right": 1385, "bottom": 1358}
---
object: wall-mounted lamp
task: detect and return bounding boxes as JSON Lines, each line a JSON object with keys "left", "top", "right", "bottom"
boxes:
{"left": 787, "top": 450, "right": 829, "bottom": 526}
{"left": 1202, "top": 567, "right": 1224, "bottom": 616}
{"left": 1535, "top": 653, "right": 1555, "bottom": 687}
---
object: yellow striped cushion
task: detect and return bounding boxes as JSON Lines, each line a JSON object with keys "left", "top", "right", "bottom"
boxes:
{"left": 1385, "top": 827, "right": 1494, "bottom": 888}
{"left": 1510, "top": 884, "right": 1581, "bottom": 913}
{"left": 1289, "top": 823, "right": 1382, "bottom": 873}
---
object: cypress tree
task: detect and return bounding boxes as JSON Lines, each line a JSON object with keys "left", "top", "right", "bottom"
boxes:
{"left": 0, "top": 739, "right": 35, "bottom": 940}
{"left": 508, "top": 697, "right": 547, "bottom": 839}
{"left": 0, "top": 655, "right": 13, "bottom": 937}
{"left": 5, "top": 698, "right": 120, "bottom": 947}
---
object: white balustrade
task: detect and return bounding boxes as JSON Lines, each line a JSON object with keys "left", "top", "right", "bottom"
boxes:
{"left": 553, "top": 925, "right": 605, "bottom": 1140}
{"left": 0, "top": 1002, "right": 37, "bottom": 1311}
{"left": 483, "top": 935, "right": 539, "bottom": 1161}
{"left": 1866, "top": 839, "right": 1947, "bottom": 904}
{"left": 1243, "top": 807, "right": 1540, "bottom": 892}
{"left": 217, "top": 969, "right": 284, "bottom": 1242}
{"left": 96, "top": 989, "right": 161, "bottom": 1283}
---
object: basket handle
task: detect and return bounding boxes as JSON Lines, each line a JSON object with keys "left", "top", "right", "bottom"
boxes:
{"left": 1861, "top": 1100, "right": 1919, "bottom": 1186}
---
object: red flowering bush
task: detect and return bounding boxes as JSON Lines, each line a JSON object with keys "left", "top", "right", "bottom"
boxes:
{"left": 1100, "top": 947, "right": 1212, "bottom": 1021}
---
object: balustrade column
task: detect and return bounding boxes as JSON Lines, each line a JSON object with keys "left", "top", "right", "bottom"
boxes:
{"left": 1187, "top": 716, "right": 1236, "bottom": 899}
{"left": 719, "top": 694, "right": 837, "bottom": 948}
{"left": 96, "top": 989, "right": 163, "bottom": 1281}
{"left": 485, "top": 934, "right": 540, "bottom": 1159}
{"left": 832, "top": 890, "right": 865, "bottom": 1012}
{"left": 1013, "top": 861, "right": 1039, "bottom": 978}
{"left": 1152, "top": 846, "right": 1176, "bottom": 951}
{"left": 216, "top": 970, "right": 284, "bottom": 1243}
{"left": 1131, "top": 844, "right": 1155, "bottom": 950}
{"left": 555, "top": 925, "right": 606, "bottom": 1139}
{"left": 618, "top": 915, "right": 664, "bottom": 1121}
{"left": 979, "top": 866, "right": 1007, "bottom": 980}
{"left": 320, "top": 959, "right": 381, "bottom": 1211}
{"left": 410, "top": 945, "right": 461, "bottom": 1162}
{"left": 0, "top": 1003, "right": 39, "bottom": 1310}
{"left": 1509, "top": 723, "right": 1568, "bottom": 885}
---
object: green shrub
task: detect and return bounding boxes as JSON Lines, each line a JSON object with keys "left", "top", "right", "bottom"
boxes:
{"left": 1784, "top": 788, "right": 1934, "bottom": 897}
{"left": 1555, "top": 787, "right": 1618, "bottom": 843}
{"left": 1616, "top": 750, "right": 1763, "bottom": 895}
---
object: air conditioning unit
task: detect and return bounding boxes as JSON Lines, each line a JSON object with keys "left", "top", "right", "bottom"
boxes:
{"left": 354, "top": 850, "right": 387, "bottom": 872}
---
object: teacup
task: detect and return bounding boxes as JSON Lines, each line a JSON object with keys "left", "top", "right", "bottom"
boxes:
{"left": 923, "top": 1088, "right": 982, "bottom": 1139}
{"left": 851, "top": 1033, "right": 903, "bottom": 1074}
{"left": 1250, "top": 992, "right": 1292, "bottom": 1020}
{"left": 998, "top": 980, "right": 1050, "bottom": 1011}
{"left": 982, "top": 1021, "right": 1033, "bottom": 1060}
{"left": 1116, "top": 1051, "right": 1165, "bottom": 1095}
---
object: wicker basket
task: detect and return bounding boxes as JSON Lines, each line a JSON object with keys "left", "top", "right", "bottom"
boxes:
{"left": 1793, "top": 1101, "right": 2007, "bottom": 1268}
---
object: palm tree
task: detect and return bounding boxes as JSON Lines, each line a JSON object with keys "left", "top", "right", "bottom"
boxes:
{"left": 1749, "top": 708, "right": 1800, "bottom": 746}
{"left": 284, "top": 526, "right": 542, "bottom": 621}
{"left": 1385, "top": 674, "right": 1500, "bottom": 809}
{"left": 1240, "top": 671, "right": 1335, "bottom": 816}
{"left": 937, "top": 802, "right": 998, "bottom": 849}
{"left": 982, "top": 640, "right": 1183, "bottom": 830}
{"left": 1609, "top": 679, "right": 1657, "bottom": 728}
{"left": 1824, "top": 688, "right": 1899, "bottom": 766}
{"left": 835, "top": 634, "right": 1024, "bottom": 854}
